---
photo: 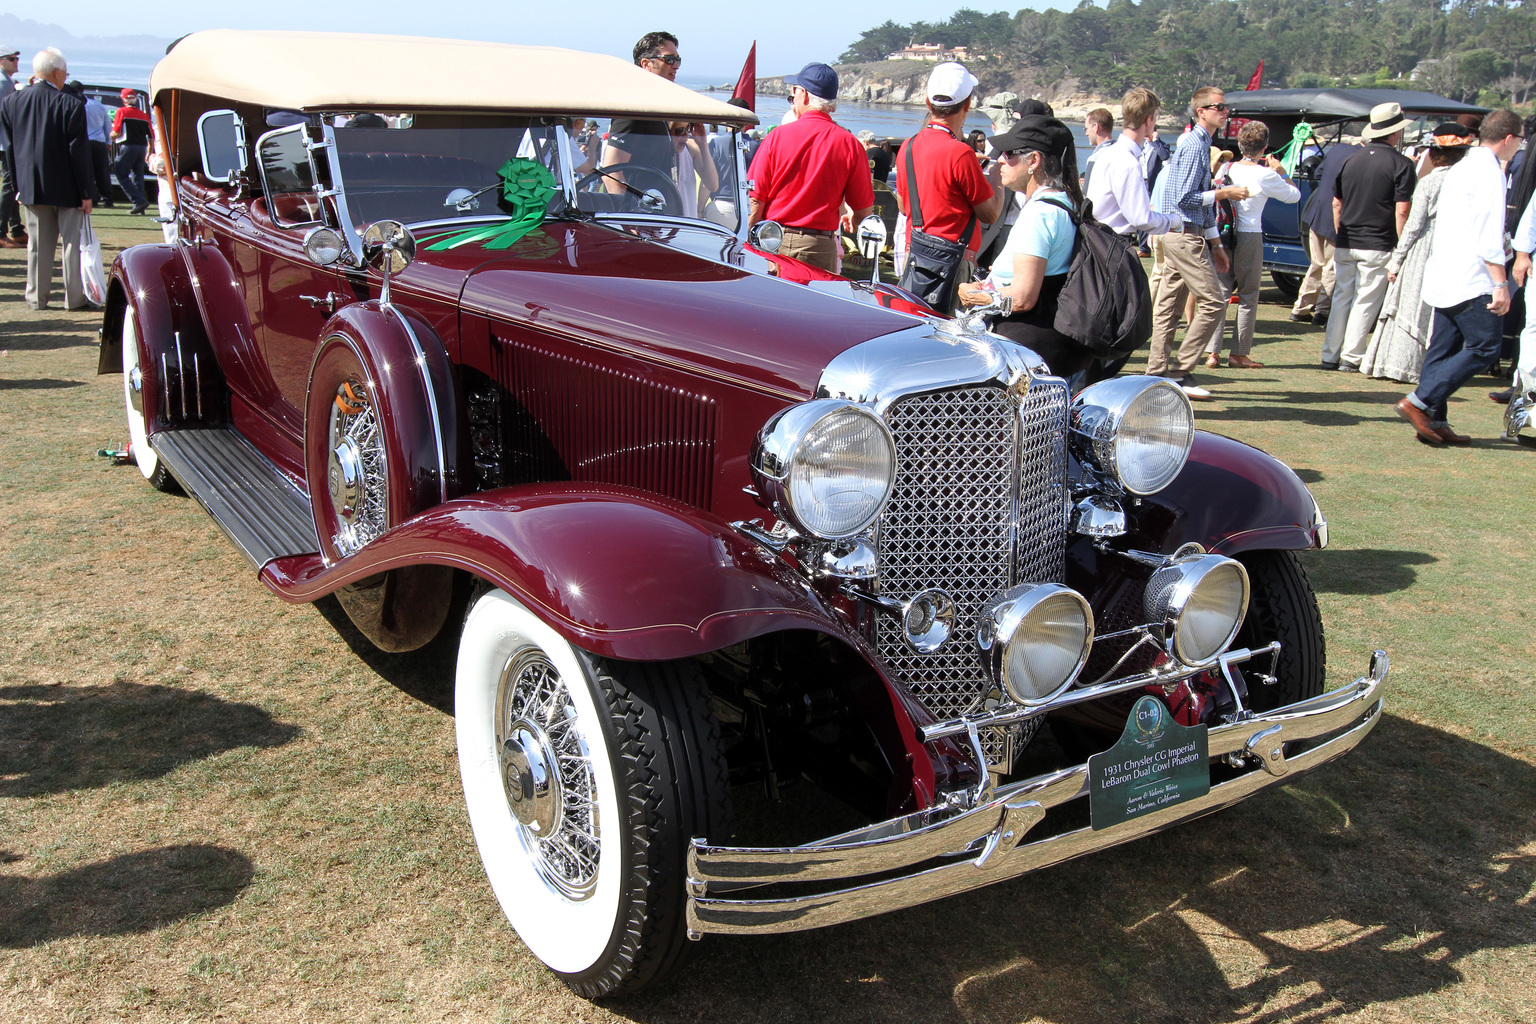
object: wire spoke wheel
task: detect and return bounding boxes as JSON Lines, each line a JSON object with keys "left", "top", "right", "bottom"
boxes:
{"left": 455, "top": 588, "right": 731, "bottom": 997}
{"left": 326, "top": 378, "right": 388, "bottom": 556}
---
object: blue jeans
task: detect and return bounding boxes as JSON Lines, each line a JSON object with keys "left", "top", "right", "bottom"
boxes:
{"left": 113, "top": 143, "right": 147, "bottom": 208}
{"left": 1409, "top": 295, "right": 1503, "bottom": 423}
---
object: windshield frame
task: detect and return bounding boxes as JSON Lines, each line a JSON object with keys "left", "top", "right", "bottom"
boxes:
{"left": 317, "top": 112, "right": 751, "bottom": 251}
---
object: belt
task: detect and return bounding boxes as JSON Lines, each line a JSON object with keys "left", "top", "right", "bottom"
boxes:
{"left": 1179, "top": 225, "right": 1207, "bottom": 236}
{"left": 783, "top": 226, "right": 838, "bottom": 237}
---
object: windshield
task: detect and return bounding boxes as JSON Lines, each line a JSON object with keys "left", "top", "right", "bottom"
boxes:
{"left": 330, "top": 113, "right": 743, "bottom": 235}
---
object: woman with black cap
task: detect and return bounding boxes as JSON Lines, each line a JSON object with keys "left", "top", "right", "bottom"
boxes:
{"left": 956, "top": 115, "right": 1088, "bottom": 381}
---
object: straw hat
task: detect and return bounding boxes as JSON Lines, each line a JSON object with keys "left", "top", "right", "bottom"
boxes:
{"left": 1362, "top": 102, "right": 1411, "bottom": 141}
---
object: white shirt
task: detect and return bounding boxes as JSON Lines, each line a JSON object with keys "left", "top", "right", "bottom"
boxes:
{"left": 1224, "top": 159, "right": 1300, "bottom": 233}
{"left": 1514, "top": 190, "right": 1536, "bottom": 256}
{"left": 1422, "top": 147, "right": 1508, "bottom": 308}
{"left": 1086, "top": 132, "right": 1181, "bottom": 236}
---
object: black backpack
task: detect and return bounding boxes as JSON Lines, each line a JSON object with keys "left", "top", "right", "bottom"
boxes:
{"left": 1037, "top": 197, "right": 1152, "bottom": 358}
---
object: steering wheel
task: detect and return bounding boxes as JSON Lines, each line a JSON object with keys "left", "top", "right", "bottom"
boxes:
{"left": 576, "top": 163, "right": 684, "bottom": 217}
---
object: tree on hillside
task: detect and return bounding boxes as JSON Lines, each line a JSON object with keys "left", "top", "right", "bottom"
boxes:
{"left": 842, "top": 0, "right": 1536, "bottom": 104}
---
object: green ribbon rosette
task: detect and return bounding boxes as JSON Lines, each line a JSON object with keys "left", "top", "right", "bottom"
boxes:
{"left": 1272, "top": 121, "right": 1314, "bottom": 177}
{"left": 425, "top": 158, "right": 557, "bottom": 251}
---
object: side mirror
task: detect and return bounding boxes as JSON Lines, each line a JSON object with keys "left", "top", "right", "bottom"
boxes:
{"left": 749, "top": 220, "right": 783, "bottom": 254}
{"left": 856, "top": 215, "right": 887, "bottom": 284}
{"left": 639, "top": 188, "right": 667, "bottom": 214}
{"left": 362, "top": 220, "right": 415, "bottom": 275}
{"left": 361, "top": 220, "right": 415, "bottom": 304}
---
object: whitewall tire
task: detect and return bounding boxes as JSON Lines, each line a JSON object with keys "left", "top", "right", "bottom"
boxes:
{"left": 454, "top": 587, "right": 730, "bottom": 997}
{"left": 120, "top": 305, "right": 176, "bottom": 492}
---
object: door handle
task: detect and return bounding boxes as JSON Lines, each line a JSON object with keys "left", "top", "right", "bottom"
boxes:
{"left": 300, "top": 292, "right": 343, "bottom": 313}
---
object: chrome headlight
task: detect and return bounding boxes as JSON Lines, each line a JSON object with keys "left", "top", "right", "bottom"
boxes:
{"left": 751, "top": 399, "right": 896, "bottom": 539}
{"left": 977, "top": 583, "right": 1094, "bottom": 705}
{"left": 1070, "top": 377, "right": 1194, "bottom": 495}
{"left": 1144, "top": 554, "right": 1250, "bottom": 668}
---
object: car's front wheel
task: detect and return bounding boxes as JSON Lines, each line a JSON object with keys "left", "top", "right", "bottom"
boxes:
{"left": 1234, "top": 549, "right": 1326, "bottom": 710}
{"left": 119, "top": 305, "right": 177, "bottom": 492}
{"left": 454, "top": 588, "right": 730, "bottom": 997}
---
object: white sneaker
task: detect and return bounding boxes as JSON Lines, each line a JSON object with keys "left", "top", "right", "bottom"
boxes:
{"left": 1179, "top": 381, "right": 1213, "bottom": 400}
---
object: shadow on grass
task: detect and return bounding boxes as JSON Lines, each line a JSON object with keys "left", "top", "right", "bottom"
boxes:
{"left": 1306, "top": 548, "right": 1436, "bottom": 595}
{"left": 0, "top": 844, "right": 253, "bottom": 948}
{"left": 311, "top": 590, "right": 464, "bottom": 715}
{"left": 0, "top": 329, "right": 101, "bottom": 351}
{"left": 0, "top": 681, "right": 301, "bottom": 797}
{"left": 608, "top": 715, "right": 1536, "bottom": 1024}
{"left": 1291, "top": 467, "right": 1324, "bottom": 483}
{"left": 0, "top": 377, "right": 85, "bottom": 390}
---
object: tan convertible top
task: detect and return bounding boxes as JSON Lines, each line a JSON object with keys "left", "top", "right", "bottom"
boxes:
{"left": 150, "top": 30, "right": 759, "bottom": 126}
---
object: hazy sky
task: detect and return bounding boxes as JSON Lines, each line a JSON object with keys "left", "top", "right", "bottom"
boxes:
{"left": 28, "top": 2, "right": 1073, "bottom": 80}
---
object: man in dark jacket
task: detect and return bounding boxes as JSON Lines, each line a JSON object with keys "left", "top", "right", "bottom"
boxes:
{"left": 1290, "top": 138, "right": 1356, "bottom": 325}
{"left": 0, "top": 48, "right": 96, "bottom": 309}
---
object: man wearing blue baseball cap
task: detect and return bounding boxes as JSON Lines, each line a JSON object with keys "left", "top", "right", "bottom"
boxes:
{"left": 747, "top": 62, "right": 873, "bottom": 273}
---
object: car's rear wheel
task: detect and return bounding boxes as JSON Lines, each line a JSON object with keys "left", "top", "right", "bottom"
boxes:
{"left": 120, "top": 305, "right": 178, "bottom": 492}
{"left": 1269, "top": 271, "right": 1303, "bottom": 302}
{"left": 1234, "top": 549, "right": 1326, "bottom": 710}
{"left": 454, "top": 588, "right": 731, "bottom": 997}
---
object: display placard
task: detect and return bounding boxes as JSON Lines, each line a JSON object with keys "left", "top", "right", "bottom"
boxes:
{"left": 1087, "top": 695, "right": 1210, "bottom": 830}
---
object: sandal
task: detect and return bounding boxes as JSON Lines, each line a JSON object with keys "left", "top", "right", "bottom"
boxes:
{"left": 1227, "top": 356, "right": 1265, "bottom": 368}
{"left": 1204, "top": 354, "right": 1221, "bottom": 369}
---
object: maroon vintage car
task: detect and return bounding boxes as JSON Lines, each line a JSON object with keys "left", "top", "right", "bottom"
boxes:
{"left": 99, "top": 30, "right": 1387, "bottom": 998}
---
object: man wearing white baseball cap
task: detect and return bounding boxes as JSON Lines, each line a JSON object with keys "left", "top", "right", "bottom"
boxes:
{"left": 893, "top": 61, "right": 1003, "bottom": 311}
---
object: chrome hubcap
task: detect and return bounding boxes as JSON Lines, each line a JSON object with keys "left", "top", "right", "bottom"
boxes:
{"left": 499, "top": 718, "right": 563, "bottom": 836}
{"left": 495, "top": 649, "right": 599, "bottom": 901}
{"left": 327, "top": 378, "right": 386, "bottom": 556}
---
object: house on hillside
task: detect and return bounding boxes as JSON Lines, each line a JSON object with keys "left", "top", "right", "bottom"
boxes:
{"left": 888, "top": 43, "right": 970, "bottom": 62}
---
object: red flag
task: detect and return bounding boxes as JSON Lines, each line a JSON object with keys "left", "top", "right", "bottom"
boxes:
{"left": 732, "top": 42, "right": 757, "bottom": 110}
{"left": 1246, "top": 60, "right": 1264, "bottom": 92}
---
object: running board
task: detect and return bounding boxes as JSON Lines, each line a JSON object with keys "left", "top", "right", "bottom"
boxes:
{"left": 150, "top": 428, "right": 320, "bottom": 569}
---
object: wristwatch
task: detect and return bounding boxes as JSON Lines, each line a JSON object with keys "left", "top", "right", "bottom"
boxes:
{"left": 1492, "top": 281, "right": 1510, "bottom": 290}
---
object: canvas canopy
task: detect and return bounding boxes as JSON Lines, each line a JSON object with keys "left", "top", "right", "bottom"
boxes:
{"left": 150, "top": 30, "right": 759, "bottom": 126}
{"left": 1224, "top": 88, "right": 1489, "bottom": 119}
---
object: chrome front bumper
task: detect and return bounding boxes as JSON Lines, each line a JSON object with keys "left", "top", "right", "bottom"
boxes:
{"left": 686, "top": 652, "right": 1388, "bottom": 937}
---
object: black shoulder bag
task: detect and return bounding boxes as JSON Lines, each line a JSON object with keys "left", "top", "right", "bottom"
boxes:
{"left": 896, "top": 133, "right": 977, "bottom": 313}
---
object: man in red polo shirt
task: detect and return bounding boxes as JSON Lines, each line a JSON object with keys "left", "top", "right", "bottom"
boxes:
{"left": 747, "top": 62, "right": 872, "bottom": 274}
{"left": 894, "top": 61, "right": 1003, "bottom": 307}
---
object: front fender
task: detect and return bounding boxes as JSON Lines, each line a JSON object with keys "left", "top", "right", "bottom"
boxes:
{"left": 98, "top": 244, "right": 224, "bottom": 429}
{"left": 261, "top": 483, "right": 962, "bottom": 813}
{"left": 1125, "top": 430, "right": 1324, "bottom": 555}
{"left": 263, "top": 483, "right": 841, "bottom": 659}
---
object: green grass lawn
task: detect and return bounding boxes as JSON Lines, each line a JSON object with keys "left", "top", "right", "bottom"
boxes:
{"left": 1, "top": 206, "right": 1533, "bottom": 1023}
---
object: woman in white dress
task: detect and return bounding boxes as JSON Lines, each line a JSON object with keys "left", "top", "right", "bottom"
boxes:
{"left": 1360, "top": 123, "right": 1473, "bottom": 383}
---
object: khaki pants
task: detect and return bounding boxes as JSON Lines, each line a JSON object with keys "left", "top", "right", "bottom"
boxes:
{"left": 1292, "top": 229, "right": 1335, "bottom": 317}
{"left": 1146, "top": 231, "right": 1226, "bottom": 379}
{"left": 1204, "top": 231, "right": 1262, "bottom": 357}
{"left": 22, "top": 204, "right": 85, "bottom": 310}
{"left": 1323, "top": 246, "right": 1391, "bottom": 368}
{"left": 779, "top": 229, "right": 840, "bottom": 275}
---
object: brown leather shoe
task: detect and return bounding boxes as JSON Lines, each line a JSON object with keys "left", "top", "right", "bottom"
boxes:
{"left": 1437, "top": 425, "right": 1472, "bottom": 445}
{"left": 0, "top": 237, "right": 21, "bottom": 249}
{"left": 1396, "top": 398, "right": 1443, "bottom": 444}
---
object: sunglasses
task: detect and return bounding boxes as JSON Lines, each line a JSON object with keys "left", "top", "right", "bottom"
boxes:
{"left": 1200, "top": 103, "right": 1230, "bottom": 113}
{"left": 646, "top": 53, "right": 682, "bottom": 67}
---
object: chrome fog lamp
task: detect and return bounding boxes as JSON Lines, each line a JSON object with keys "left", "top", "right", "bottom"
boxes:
{"left": 1070, "top": 376, "right": 1195, "bottom": 495}
{"left": 751, "top": 399, "right": 896, "bottom": 540}
{"left": 303, "top": 225, "right": 346, "bottom": 267}
{"left": 1143, "top": 553, "right": 1250, "bottom": 668}
{"left": 977, "top": 583, "right": 1094, "bottom": 706}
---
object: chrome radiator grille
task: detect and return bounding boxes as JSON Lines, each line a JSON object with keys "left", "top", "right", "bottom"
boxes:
{"left": 874, "top": 381, "right": 1070, "bottom": 762}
